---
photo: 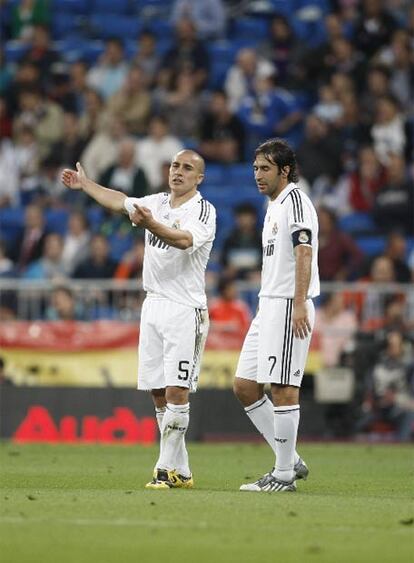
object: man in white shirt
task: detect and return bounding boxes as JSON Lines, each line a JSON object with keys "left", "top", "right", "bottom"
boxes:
{"left": 61, "top": 150, "right": 216, "bottom": 489}
{"left": 234, "top": 138, "right": 320, "bottom": 492}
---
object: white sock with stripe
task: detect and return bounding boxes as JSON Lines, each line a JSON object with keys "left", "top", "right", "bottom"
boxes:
{"left": 156, "top": 403, "right": 190, "bottom": 474}
{"left": 245, "top": 396, "right": 300, "bottom": 464}
{"left": 272, "top": 405, "right": 300, "bottom": 482}
{"left": 155, "top": 405, "right": 191, "bottom": 477}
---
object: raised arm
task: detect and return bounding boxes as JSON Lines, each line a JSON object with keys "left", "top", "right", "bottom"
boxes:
{"left": 61, "top": 162, "right": 127, "bottom": 213}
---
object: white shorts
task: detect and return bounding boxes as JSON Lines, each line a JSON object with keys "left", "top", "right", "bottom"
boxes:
{"left": 235, "top": 297, "right": 315, "bottom": 387}
{"left": 138, "top": 295, "right": 209, "bottom": 392}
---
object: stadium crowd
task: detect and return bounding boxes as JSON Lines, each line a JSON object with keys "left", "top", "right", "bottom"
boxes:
{"left": 0, "top": 0, "right": 413, "bottom": 438}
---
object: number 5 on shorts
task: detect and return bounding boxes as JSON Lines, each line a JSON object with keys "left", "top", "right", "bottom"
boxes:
{"left": 178, "top": 360, "right": 190, "bottom": 381}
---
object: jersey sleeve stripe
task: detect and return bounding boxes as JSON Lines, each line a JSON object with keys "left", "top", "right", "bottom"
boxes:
{"left": 289, "top": 192, "right": 299, "bottom": 222}
{"left": 291, "top": 190, "right": 304, "bottom": 222}
{"left": 203, "top": 202, "right": 211, "bottom": 224}
{"left": 200, "top": 200, "right": 211, "bottom": 224}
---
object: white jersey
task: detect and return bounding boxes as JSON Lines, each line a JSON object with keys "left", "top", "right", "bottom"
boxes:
{"left": 124, "top": 192, "right": 216, "bottom": 309}
{"left": 259, "top": 183, "right": 320, "bottom": 299}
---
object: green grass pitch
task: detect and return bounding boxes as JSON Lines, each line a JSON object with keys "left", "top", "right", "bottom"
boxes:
{"left": 0, "top": 442, "right": 413, "bottom": 563}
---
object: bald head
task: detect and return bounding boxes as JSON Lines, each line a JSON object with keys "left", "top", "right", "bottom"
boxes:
{"left": 174, "top": 150, "right": 205, "bottom": 175}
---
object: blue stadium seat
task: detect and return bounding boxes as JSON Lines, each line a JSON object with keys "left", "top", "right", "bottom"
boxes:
{"left": 108, "top": 233, "right": 133, "bottom": 261}
{"left": 52, "top": 14, "right": 83, "bottom": 39}
{"left": 147, "top": 20, "right": 173, "bottom": 40}
{"left": 356, "top": 236, "right": 386, "bottom": 257}
{"left": 87, "top": 206, "right": 104, "bottom": 231}
{"left": 4, "top": 42, "right": 29, "bottom": 63}
{"left": 208, "top": 60, "right": 232, "bottom": 89}
{"left": 52, "top": 0, "right": 90, "bottom": 13}
{"left": 92, "top": 0, "right": 130, "bottom": 14}
{"left": 208, "top": 41, "right": 238, "bottom": 65}
{"left": 339, "top": 212, "right": 376, "bottom": 235}
{"left": 0, "top": 207, "right": 25, "bottom": 242}
{"left": 227, "top": 163, "right": 254, "bottom": 186}
{"left": 45, "top": 209, "right": 69, "bottom": 236}
{"left": 204, "top": 165, "right": 225, "bottom": 187}
{"left": 90, "top": 15, "right": 142, "bottom": 40}
{"left": 231, "top": 18, "right": 269, "bottom": 40}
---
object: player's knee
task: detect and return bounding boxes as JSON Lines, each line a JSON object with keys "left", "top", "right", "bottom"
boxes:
{"left": 165, "top": 386, "right": 189, "bottom": 405}
{"left": 233, "top": 377, "right": 255, "bottom": 406}
{"left": 271, "top": 384, "right": 299, "bottom": 406}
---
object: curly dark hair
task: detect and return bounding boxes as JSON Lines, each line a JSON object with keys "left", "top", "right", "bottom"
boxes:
{"left": 255, "top": 138, "right": 299, "bottom": 183}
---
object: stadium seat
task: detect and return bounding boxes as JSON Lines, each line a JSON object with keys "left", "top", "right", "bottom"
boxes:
{"left": 227, "top": 163, "right": 254, "bottom": 186}
{"left": 204, "top": 165, "right": 225, "bottom": 187}
{"left": 90, "top": 15, "right": 142, "bottom": 40}
{"left": 52, "top": 0, "right": 90, "bottom": 13}
{"left": 231, "top": 18, "right": 269, "bottom": 40}
{"left": 208, "top": 41, "right": 238, "bottom": 65}
{"left": 0, "top": 207, "right": 25, "bottom": 242}
{"left": 45, "top": 209, "right": 69, "bottom": 236}
{"left": 339, "top": 212, "right": 376, "bottom": 235}
{"left": 92, "top": 0, "right": 131, "bottom": 14}
{"left": 356, "top": 236, "right": 386, "bottom": 257}
{"left": 4, "top": 42, "right": 29, "bottom": 64}
{"left": 147, "top": 20, "right": 173, "bottom": 40}
{"left": 51, "top": 14, "right": 84, "bottom": 39}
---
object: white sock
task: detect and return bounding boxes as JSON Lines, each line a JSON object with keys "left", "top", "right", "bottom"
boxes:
{"left": 272, "top": 405, "right": 300, "bottom": 482}
{"left": 155, "top": 405, "right": 191, "bottom": 477}
{"left": 245, "top": 396, "right": 300, "bottom": 465}
{"left": 155, "top": 407, "right": 165, "bottom": 432}
{"left": 156, "top": 403, "right": 190, "bottom": 473}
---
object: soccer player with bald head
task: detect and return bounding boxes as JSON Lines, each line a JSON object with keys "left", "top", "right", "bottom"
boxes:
{"left": 62, "top": 150, "right": 216, "bottom": 489}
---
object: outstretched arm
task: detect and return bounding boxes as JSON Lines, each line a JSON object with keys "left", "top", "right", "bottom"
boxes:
{"left": 61, "top": 162, "right": 127, "bottom": 213}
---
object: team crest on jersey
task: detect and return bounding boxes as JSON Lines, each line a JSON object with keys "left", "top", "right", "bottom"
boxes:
{"left": 172, "top": 219, "right": 181, "bottom": 229}
{"left": 299, "top": 231, "right": 309, "bottom": 243}
{"left": 272, "top": 222, "right": 278, "bottom": 235}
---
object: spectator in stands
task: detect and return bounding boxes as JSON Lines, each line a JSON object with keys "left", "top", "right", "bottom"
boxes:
{"left": 49, "top": 112, "right": 87, "bottom": 169}
{"left": 24, "top": 24, "right": 60, "bottom": 81}
{"left": 318, "top": 206, "right": 364, "bottom": 281}
{"left": 356, "top": 330, "right": 414, "bottom": 441}
{"left": 198, "top": 89, "right": 245, "bottom": 163}
{"left": 11, "top": 0, "right": 49, "bottom": 42}
{"left": 319, "top": 37, "right": 366, "bottom": 88}
{"left": 0, "top": 240, "right": 14, "bottom": 277}
{"left": 373, "top": 154, "right": 414, "bottom": 235}
{"left": 13, "top": 86, "right": 64, "bottom": 159}
{"left": 87, "top": 38, "right": 128, "bottom": 100}
{"left": 69, "top": 60, "right": 89, "bottom": 116}
{"left": 48, "top": 67, "right": 78, "bottom": 114}
{"left": 314, "top": 292, "right": 358, "bottom": 368}
{"left": 220, "top": 203, "right": 262, "bottom": 281}
{"left": 237, "top": 73, "right": 303, "bottom": 152}
{"left": 381, "top": 232, "right": 411, "bottom": 283}
{"left": 5, "top": 60, "right": 41, "bottom": 117}
{"left": 0, "top": 50, "right": 13, "bottom": 97}
{"left": 78, "top": 88, "right": 106, "bottom": 141}
{"left": 73, "top": 234, "right": 117, "bottom": 279}
{"left": 313, "top": 84, "right": 344, "bottom": 126}
{"left": 371, "top": 95, "right": 406, "bottom": 166}
{"left": 354, "top": 0, "right": 399, "bottom": 58}
{"left": 106, "top": 66, "right": 151, "bottom": 136}
{"left": 160, "top": 17, "right": 209, "bottom": 91}
{"left": 23, "top": 232, "right": 66, "bottom": 280}
{"left": 12, "top": 203, "right": 47, "bottom": 272}
{"left": 154, "top": 70, "right": 203, "bottom": 141}
{"left": 61, "top": 211, "right": 91, "bottom": 276}
{"left": 98, "top": 138, "right": 148, "bottom": 199}
{"left": 171, "top": 0, "right": 226, "bottom": 40}
{"left": 259, "top": 14, "right": 299, "bottom": 88}
{"left": 80, "top": 116, "right": 127, "bottom": 181}
{"left": 209, "top": 276, "right": 251, "bottom": 337}
{"left": 360, "top": 65, "right": 392, "bottom": 126}
{"left": 45, "top": 285, "right": 84, "bottom": 321}
{"left": 224, "top": 48, "right": 275, "bottom": 112}
{"left": 133, "top": 30, "right": 161, "bottom": 88}
{"left": 137, "top": 115, "right": 183, "bottom": 192}
{"left": 14, "top": 124, "right": 40, "bottom": 204}
{"left": 347, "top": 145, "right": 386, "bottom": 213}
{"left": 114, "top": 237, "right": 145, "bottom": 281}
{"left": 296, "top": 114, "right": 343, "bottom": 190}
{"left": 0, "top": 137, "right": 20, "bottom": 208}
